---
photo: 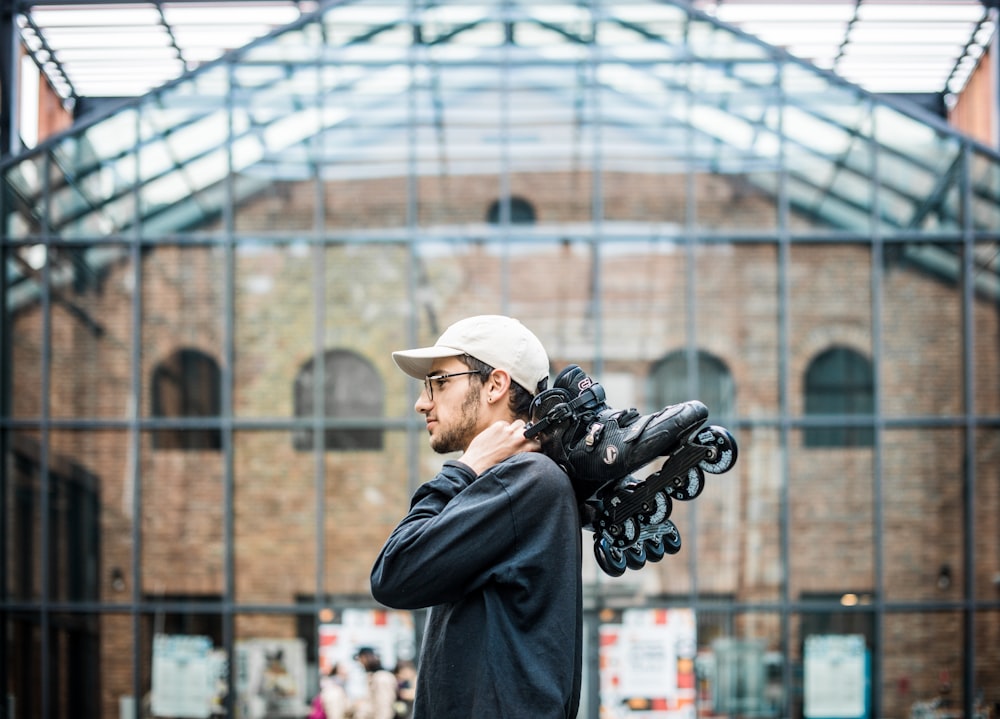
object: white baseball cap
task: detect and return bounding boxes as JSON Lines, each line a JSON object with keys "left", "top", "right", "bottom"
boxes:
{"left": 392, "top": 315, "right": 549, "bottom": 395}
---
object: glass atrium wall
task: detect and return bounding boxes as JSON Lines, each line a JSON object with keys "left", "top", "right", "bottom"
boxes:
{"left": 3, "top": 2, "right": 1000, "bottom": 718}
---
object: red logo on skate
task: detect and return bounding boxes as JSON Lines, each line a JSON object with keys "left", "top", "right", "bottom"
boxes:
{"left": 603, "top": 445, "right": 619, "bottom": 464}
{"left": 578, "top": 377, "right": 593, "bottom": 390}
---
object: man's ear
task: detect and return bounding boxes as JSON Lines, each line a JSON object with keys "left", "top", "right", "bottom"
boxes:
{"left": 486, "top": 368, "right": 513, "bottom": 399}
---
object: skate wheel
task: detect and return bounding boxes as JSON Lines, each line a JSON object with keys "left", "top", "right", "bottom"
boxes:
{"left": 625, "top": 543, "right": 647, "bottom": 570}
{"left": 646, "top": 490, "right": 672, "bottom": 524}
{"left": 667, "top": 466, "right": 705, "bottom": 501}
{"left": 622, "top": 518, "right": 638, "bottom": 543}
{"left": 644, "top": 537, "right": 666, "bottom": 563}
{"left": 662, "top": 521, "right": 682, "bottom": 555}
{"left": 698, "top": 426, "right": 738, "bottom": 475}
{"left": 595, "top": 536, "right": 627, "bottom": 577}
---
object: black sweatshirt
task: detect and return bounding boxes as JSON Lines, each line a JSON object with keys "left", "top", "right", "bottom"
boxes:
{"left": 370, "top": 452, "right": 583, "bottom": 719}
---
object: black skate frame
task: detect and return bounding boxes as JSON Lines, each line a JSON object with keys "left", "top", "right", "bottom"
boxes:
{"left": 585, "top": 423, "right": 737, "bottom": 576}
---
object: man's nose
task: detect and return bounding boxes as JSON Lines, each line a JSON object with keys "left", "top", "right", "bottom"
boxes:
{"left": 414, "top": 390, "right": 432, "bottom": 413}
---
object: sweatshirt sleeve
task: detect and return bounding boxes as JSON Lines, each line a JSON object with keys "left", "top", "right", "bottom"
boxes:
{"left": 370, "top": 457, "right": 533, "bottom": 609}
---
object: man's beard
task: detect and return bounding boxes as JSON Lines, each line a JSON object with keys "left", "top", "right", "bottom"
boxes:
{"left": 430, "top": 383, "right": 481, "bottom": 455}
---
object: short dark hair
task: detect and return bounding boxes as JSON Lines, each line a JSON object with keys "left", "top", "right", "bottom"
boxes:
{"left": 460, "top": 355, "right": 544, "bottom": 420}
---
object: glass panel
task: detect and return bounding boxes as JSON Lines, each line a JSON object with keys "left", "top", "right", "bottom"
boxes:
{"left": 235, "top": 614, "right": 312, "bottom": 716}
{"left": 698, "top": 426, "right": 780, "bottom": 602}
{"left": 883, "top": 428, "right": 964, "bottom": 602}
{"left": 141, "top": 431, "right": 225, "bottom": 596}
{"left": 691, "top": 611, "right": 784, "bottom": 719}
{"left": 696, "top": 241, "right": 777, "bottom": 420}
{"left": 50, "top": 109, "right": 141, "bottom": 240}
{"left": 579, "top": 434, "right": 718, "bottom": 595}
{"left": 234, "top": 240, "right": 317, "bottom": 419}
{"left": 323, "top": 432, "right": 412, "bottom": 597}
{"left": 873, "top": 106, "right": 961, "bottom": 191}
{"left": 789, "top": 426, "right": 875, "bottom": 599}
{"left": 48, "top": 244, "right": 134, "bottom": 419}
{"left": 973, "top": 240, "right": 1000, "bottom": 415}
{"left": 99, "top": 614, "right": 137, "bottom": 717}
{"left": 47, "top": 612, "right": 105, "bottom": 718}
{"left": 142, "top": 611, "right": 226, "bottom": 719}
{"left": 8, "top": 613, "right": 42, "bottom": 716}
{"left": 602, "top": 170, "right": 681, "bottom": 225}
{"left": 49, "top": 429, "right": 131, "bottom": 603}
{"left": 975, "top": 428, "right": 1000, "bottom": 602}
{"left": 791, "top": 612, "right": 873, "bottom": 719}
{"left": 136, "top": 91, "right": 230, "bottom": 239}
{"left": 231, "top": 63, "right": 321, "bottom": 234}
{"left": 7, "top": 430, "right": 43, "bottom": 601}
{"left": 597, "top": 238, "right": 687, "bottom": 364}
{"left": 4, "top": 430, "right": 119, "bottom": 603}
{"left": 883, "top": 241, "right": 964, "bottom": 417}
{"left": 13, "top": 611, "right": 141, "bottom": 719}
{"left": 234, "top": 430, "right": 314, "bottom": 603}
{"left": 971, "top": 150, "right": 1000, "bottom": 231}
{"left": 322, "top": 241, "right": 411, "bottom": 422}
{"left": 2, "top": 155, "right": 48, "bottom": 239}
{"left": 791, "top": 242, "right": 874, "bottom": 424}
{"left": 883, "top": 612, "right": 963, "bottom": 718}
{"left": 140, "top": 244, "right": 226, "bottom": 420}
{"left": 6, "top": 246, "right": 44, "bottom": 418}
{"left": 974, "top": 610, "right": 1000, "bottom": 713}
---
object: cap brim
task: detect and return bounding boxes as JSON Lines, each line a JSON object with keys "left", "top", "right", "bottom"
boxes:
{"left": 392, "top": 345, "right": 465, "bottom": 380}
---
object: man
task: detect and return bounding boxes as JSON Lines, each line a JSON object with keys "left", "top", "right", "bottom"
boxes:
{"left": 370, "top": 315, "right": 583, "bottom": 719}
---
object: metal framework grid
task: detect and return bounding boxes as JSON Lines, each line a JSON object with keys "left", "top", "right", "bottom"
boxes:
{"left": 2, "top": 2, "right": 1000, "bottom": 718}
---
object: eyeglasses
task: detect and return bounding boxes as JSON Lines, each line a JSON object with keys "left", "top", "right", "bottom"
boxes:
{"left": 423, "top": 371, "right": 482, "bottom": 400}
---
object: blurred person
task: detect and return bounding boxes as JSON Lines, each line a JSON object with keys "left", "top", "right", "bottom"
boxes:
{"left": 392, "top": 660, "right": 416, "bottom": 719}
{"left": 311, "top": 662, "right": 351, "bottom": 719}
{"left": 352, "top": 647, "right": 399, "bottom": 719}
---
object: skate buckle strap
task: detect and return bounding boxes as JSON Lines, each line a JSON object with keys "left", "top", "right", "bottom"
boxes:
{"left": 622, "top": 411, "right": 656, "bottom": 443}
{"left": 525, "top": 403, "right": 572, "bottom": 438}
{"left": 584, "top": 422, "right": 605, "bottom": 451}
{"left": 524, "top": 385, "right": 607, "bottom": 439}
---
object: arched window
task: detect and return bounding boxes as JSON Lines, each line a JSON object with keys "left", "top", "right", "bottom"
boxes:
{"left": 649, "top": 350, "right": 735, "bottom": 419}
{"left": 486, "top": 196, "right": 536, "bottom": 224}
{"left": 804, "top": 347, "right": 874, "bottom": 448}
{"left": 293, "top": 349, "right": 384, "bottom": 451}
{"left": 151, "top": 348, "right": 222, "bottom": 450}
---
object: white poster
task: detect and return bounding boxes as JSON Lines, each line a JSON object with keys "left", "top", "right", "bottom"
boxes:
{"left": 599, "top": 608, "right": 697, "bottom": 719}
{"left": 804, "top": 634, "right": 867, "bottom": 719}
{"left": 151, "top": 634, "right": 219, "bottom": 719}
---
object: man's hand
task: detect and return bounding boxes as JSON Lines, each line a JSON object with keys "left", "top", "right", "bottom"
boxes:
{"left": 458, "top": 419, "right": 541, "bottom": 476}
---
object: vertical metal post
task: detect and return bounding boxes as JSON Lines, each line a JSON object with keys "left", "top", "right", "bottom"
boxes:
{"left": 869, "top": 97, "right": 885, "bottom": 719}
{"left": 0, "top": 0, "right": 18, "bottom": 155}
{"left": 775, "top": 59, "right": 793, "bottom": 719}
{"left": 959, "top": 141, "right": 977, "bottom": 719}
{"left": 221, "top": 59, "right": 237, "bottom": 719}
{"left": 129, "top": 104, "right": 144, "bottom": 719}
{"left": 37, "top": 147, "right": 53, "bottom": 719}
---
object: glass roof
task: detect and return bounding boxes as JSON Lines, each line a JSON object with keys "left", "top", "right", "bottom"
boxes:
{"left": 2, "top": 0, "right": 999, "bottom": 267}
{"left": 13, "top": 0, "right": 996, "bottom": 105}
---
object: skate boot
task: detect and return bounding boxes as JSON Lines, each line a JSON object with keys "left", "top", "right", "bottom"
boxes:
{"left": 525, "top": 364, "right": 711, "bottom": 495}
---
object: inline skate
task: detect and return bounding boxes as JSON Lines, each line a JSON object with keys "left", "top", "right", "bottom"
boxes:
{"left": 526, "top": 364, "right": 738, "bottom": 576}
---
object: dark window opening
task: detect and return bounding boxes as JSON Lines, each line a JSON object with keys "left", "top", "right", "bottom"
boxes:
{"left": 151, "top": 348, "right": 222, "bottom": 450}
{"left": 294, "top": 349, "right": 384, "bottom": 451}
{"left": 804, "top": 347, "right": 874, "bottom": 448}
{"left": 649, "top": 350, "right": 735, "bottom": 418}
{"left": 486, "top": 196, "right": 536, "bottom": 225}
